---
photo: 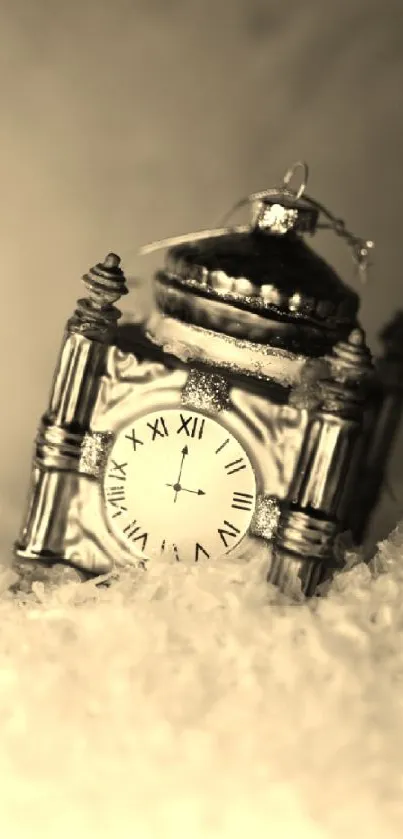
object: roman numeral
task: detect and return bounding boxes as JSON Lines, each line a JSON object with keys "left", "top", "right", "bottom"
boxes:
{"left": 123, "top": 520, "right": 148, "bottom": 551}
{"left": 123, "top": 520, "right": 140, "bottom": 539}
{"left": 224, "top": 458, "right": 246, "bottom": 476}
{"left": 106, "top": 486, "right": 127, "bottom": 517}
{"left": 177, "top": 413, "right": 205, "bottom": 439}
{"left": 147, "top": 416, "right": 169, "bottom": 440}
{"left": 160, "top": 541, "right": 182, "bottom": 562}
{"left": 218, "top": 520, "right": 241, "bottom": 548}
{"left": 195, "top": 542, "right": 210, "bottom": 562}
{"left": 215, "top": 438, "right": 230, "bottom": 454}
{"left": 108, "top": 460, "right": 128, "bottom": 481}
{"left": 231, "top": 491, "right": 254, "bottom": 511}
{"left": 124, "top": 428, "right": 143, "bottom": 451}
{"left": 106, "top": 486, "right": 126, "bottom": 503}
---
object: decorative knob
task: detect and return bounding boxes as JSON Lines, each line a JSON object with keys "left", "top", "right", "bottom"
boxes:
{"left": 330, "top": 327, "right": 373, "bottom": 382}
{"left": 82, "top": 252, "right": 129, "bottom": 305}
{"left": 68, "top": 253, "right": 129, "bottom": 342}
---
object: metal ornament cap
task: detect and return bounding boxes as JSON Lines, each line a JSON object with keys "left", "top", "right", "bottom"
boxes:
{"left": 252, "top": 198, "right": 319, "bottom": 237}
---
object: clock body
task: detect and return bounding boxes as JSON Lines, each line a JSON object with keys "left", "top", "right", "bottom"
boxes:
{"left": 15, "top": 198, "right": 395, "bottom": 596}
{"left": 59, "top": 339, "right": 309, "bottom": 575}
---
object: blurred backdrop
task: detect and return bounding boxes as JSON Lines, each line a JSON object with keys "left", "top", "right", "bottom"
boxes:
{"left": 2, "top": 0, "right": 403, "bottom": 547}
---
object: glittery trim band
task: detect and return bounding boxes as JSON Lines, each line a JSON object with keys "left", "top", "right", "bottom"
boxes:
{"left": 146, "top": 316, "right": 306, "bottom": 387}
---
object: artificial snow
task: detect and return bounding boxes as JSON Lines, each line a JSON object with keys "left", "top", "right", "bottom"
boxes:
{"left": 0, "top": 526, "right": 402, "bottom": 838}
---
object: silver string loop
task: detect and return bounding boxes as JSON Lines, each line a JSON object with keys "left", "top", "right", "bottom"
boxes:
{"left": 139, "top": 225, "right": 249, "bottom": 257}
{"left": 282, "top": 160, "right": 309, "bottom": 200}
{"left": 138, "top": 161, "right": 374, "bottom": 282}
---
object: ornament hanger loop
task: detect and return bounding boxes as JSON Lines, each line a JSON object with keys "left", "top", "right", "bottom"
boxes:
{"left": 216, "top": 161, "right": 310, "bottom": 228}
{"left": 138, "top": 161, "right": 374, "bottom": 284}
{"left": 281, "top": 160, "right": 309, "bottom": 201}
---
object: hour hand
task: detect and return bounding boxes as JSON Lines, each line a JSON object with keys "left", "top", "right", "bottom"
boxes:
{"left": 165, "top": 482, "right": 206, "bottom": 499}
{"left": 179, "top": 486, "right": 205, "bottom": 496}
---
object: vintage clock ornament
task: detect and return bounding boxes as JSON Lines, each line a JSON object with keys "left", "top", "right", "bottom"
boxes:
{"left": 14, "top": 163, "right": 403, "bottom": 598}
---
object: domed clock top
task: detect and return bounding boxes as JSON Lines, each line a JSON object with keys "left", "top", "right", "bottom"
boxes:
{"left": 145, "top": 162, "right": 373, "bottom": 358}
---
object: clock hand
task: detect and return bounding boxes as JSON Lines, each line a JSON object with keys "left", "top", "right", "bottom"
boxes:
{"left": 167, "top": 445, "right": 189, "bottom": 503}
{"left": 165, "top": 484, "right": 206, "bottom": 496}
{"left": 176, "top": 445, "right": 188, "bottom": 485}
{"left": 165, "top": 446, "right": 206, "bottom": 502}
{"left": 179, "top": 487, "right": 206, "bottom": 496}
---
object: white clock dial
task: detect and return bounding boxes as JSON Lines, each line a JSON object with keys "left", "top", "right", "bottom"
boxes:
{"left": 102, "top": 408, "right": 256, "bottom": 563}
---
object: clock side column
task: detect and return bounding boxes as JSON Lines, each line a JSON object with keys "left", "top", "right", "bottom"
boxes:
{"left": 348, "top": 312, "right": 403, "bottom": 542}
{"left": 14, "top": 253, "right": 128, "bottom": 573}
{"left": 267, "top": 327, "right": 374, "bottom": 598}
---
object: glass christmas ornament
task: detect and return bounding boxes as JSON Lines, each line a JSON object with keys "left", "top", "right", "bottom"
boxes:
{"left": 13, "top": 164, "right": 402, "bottom": 598}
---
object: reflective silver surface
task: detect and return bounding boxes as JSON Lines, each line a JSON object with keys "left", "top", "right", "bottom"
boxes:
{"left": 14, "top": 251, "right": 403, "bottom": 598}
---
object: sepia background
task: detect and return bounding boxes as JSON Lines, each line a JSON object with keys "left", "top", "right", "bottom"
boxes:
{"left": 2, "top": 0, "right": 403, "bottom": 548}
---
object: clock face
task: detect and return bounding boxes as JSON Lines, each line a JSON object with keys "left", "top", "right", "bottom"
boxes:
{"left": 102, "top": 408, "right": 256, "bottom": 563}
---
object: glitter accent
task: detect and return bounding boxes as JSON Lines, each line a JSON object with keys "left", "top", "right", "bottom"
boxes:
{"left": 250, "top": 495, "right": 281, "bottom": 540}
{"left": 146, "top": 317, "right": 306, "bottom": 386}
{"left": 256, "top": 202, "right": 298, "bottom": 235}
{"left": 181, "top": 368, "right": 231, "bottom": 414}
{"left": 79, "top": 431, "right": 114, "bottom": 478}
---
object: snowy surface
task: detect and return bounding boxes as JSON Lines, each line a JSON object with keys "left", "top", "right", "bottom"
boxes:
{"left": 1, "top": 524, "right": 403, "bottom": 838}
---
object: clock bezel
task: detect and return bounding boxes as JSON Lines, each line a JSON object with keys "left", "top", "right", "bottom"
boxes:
{"left": 101, "top": 404, "right": 261, "bottom": 565}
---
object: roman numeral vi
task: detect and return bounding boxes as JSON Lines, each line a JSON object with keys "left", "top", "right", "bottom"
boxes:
{"left": 195, "top": 542, "right": 210, "bottom": 562}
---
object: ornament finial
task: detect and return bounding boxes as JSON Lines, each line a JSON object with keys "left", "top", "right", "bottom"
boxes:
{"left": 103, "top": 253, "right": 121, "bottom": 270}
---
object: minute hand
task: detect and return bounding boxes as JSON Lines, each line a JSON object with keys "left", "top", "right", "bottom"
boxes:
{"left": 169, "top": 445, "right": 189, "bottom": 504}
{"left": 177, "top": 445, "right": 188, "bottom": 484}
